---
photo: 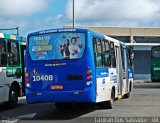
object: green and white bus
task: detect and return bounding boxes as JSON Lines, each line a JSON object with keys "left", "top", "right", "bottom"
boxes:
{"left": 150, "top": 46, "right": 160, "bottom": 81}
{"left": 0, "top": 33, "right": 26, "bottom": 108}
{"left": 150, "top": 46, "right": 160, "bottom": 82}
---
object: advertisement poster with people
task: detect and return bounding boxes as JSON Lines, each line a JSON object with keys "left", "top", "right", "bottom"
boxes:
{"left": 29, "top": 33, "right": 85, "bottom": 60}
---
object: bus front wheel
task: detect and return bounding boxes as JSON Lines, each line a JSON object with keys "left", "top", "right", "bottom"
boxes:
{"left": 151, "top": 79, "right": 160, "bottom": 82}
{"left": 4, "top": 89, "right": 18, "bottom": 109}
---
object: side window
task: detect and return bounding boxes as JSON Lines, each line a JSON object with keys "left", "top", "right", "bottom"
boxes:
{"left": 127, "top": 48, "right": 132, "bottom": 68}
{"left": 93, "top": 37, "right": 102, "bottom": 67}
{"left": 7, "top": 41, "right": 20, "bottom": 66}
{"left": 102, "top": 40, "right": 105, "bottom": 53}
{"left": 110, "top": 42, "right": 116, "bottom": 68}
{"left": 93, "top": 38, "right": 97, "bottom": 67}
{"left": 0, "top": 39, "right": 7, "bottom": 66}
{"left": 103, "top": 40, "right": 111, "bottom": 67}
{"left": 121, "top": 46, "right": 125, "bottom": 71}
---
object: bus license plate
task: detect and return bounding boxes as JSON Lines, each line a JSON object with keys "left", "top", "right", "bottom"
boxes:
{"left": 51, "top": 85, "right": 63, "bottom": 90}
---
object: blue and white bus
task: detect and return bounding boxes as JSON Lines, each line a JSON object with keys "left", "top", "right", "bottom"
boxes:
{"left": 25, "top": 28, "right": 133, "bottom": 109}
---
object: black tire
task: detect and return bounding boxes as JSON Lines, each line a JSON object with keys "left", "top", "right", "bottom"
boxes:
{"left": 151, "top": 79, "right": 160, "bottom": 82}
{"left": 124, "top": 92, "right": 130, "bottom": 98}
{"left": 4, "top": 89, "right": 18, "bottom": 109}
{"left": 55, "top": 102, "right": 72, "bottom": 110}
{"left": 99, "top": 89, "right": 115, "bottom": 109}
{"left": 107, "top": 89, "right": 115, "bottom": 109}
{"left": 124, "top": 83, "right": 131, "bottom": 98}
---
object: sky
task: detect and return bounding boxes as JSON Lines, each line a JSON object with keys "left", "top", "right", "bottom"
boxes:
{"left": 0, "top": 0, "right": 160, "bottom": 36}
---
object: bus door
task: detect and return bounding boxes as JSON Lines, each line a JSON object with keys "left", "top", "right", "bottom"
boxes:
{"left": 126, "top": 47, "right": 133, "bottom": 92}
{"left": 109, "top": 42, "right": 118, "bottom": 84}
{"left": 0, "top": 67, "right": 6, "bottom": 102}
{"left": 115, "top": 45, "right": 123, "bottom": 96}
{"left": 121, "top": 46, "right": 129, "bottom": 93}
{"left": 108, "top": 42, "right": 118, "bottom": 96}
{"left": 6, "top": 41, "right": 21, "bottom": 86}
{"left": 0, "top": 39, "right": 8, "bottom": 102}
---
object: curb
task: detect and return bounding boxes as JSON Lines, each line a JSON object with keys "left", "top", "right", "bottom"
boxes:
{"left": 134, "top": 80, "right": 151, "bottom": 83}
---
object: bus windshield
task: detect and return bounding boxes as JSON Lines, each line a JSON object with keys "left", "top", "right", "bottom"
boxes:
{"left": 151, "top": 46, "right": 160, "bottom": 58}
{"left": 152, "top": 50, "right": 160, "bottom": 58}
{"left": 29, "top": 32, "right": 85, "bottom": 60}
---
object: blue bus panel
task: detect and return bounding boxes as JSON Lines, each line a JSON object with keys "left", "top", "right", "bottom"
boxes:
{"left": 25, "top": 28, "right": 98, "bottom": 103}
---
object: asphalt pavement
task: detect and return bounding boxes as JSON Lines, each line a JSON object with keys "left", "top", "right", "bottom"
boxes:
{"left": 1, "top": 82, "right": 160, "bottom": 123}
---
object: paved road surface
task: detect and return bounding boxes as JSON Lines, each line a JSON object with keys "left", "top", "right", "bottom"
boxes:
{"left": 0, "top": 82, "right": 160, "bottom": 123}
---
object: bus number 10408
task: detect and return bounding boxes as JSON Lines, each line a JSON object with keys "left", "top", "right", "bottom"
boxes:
{"left": 33, "top": 75, "right": 54, "bottom": 82}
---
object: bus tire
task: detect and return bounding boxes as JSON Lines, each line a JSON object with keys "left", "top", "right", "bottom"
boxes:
{"left": 55, "top": 102, "right": 72, "bottom": 110}
{"left": 151, "top": 79, "right": 159, "bottom": 82}
{"left": 124, "top": 92, "right": 130, "bottom": 98}
{"left": 4, "top": 89, "right": 18, "bottom": 109}
{"left": 124, "top": 83, "right": 131, "bottom": 98}
{"left": 107, "top": 89, "right": 115, "bottom": 109}
{"left": 99, "top": 89, "right": 115, "bottom": 109}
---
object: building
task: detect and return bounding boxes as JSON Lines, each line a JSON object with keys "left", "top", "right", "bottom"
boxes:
{"left": 64, "top": 26, "right": 160, "bottom": 80}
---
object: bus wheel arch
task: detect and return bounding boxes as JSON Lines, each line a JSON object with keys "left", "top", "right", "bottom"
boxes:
{"left": 10, "top": 81, "right": 21, "bottom": 97}
{"left": 98, "top": 86, "right": 115, "bottom": 109}
{"left": 110, "top": 86, "right": 116, "bottom": 101}
{"left": 108, "top": 86, "right": 115, "bottom": 108}
{"left": 4, "top": 81, "right": 20, "bottom": 108}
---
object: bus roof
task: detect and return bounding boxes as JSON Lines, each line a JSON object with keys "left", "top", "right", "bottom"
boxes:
{"left": 0, "top": 32, "right": 26, "bottom": 42}
{"left": 27, "top": 28, "right": 88, "bottom": 36}
{"left": 27, "top": 28, "right": 112, "bottom": 37}
{"left": 28, "top": 28, "right": 106, "bottom": 39}
{"left": 27, "top": 28, "right": 125, "bottom": 45}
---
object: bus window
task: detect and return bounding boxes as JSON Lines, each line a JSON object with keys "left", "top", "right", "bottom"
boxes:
{"left": 96, "top": 38, "right": 102, "bottom": 67}
{"left": 93, "top": 37, "right": 102, "bottom": 67}
{"left": 7, "top": 41, "right": 20, "bottom": 66}
{"left": 127, "top": 48, "right": 132, "bottom": 68}
{"left": 103, "top": 40, "right": 111, "bottom": 67}
{"left": 105, "top": 41, "right": 110, "bottom": 51}
{"left": 110, "top": 42, "right": 116, "bottom": 68}
{"left": 93, "top": 38, "right": 97, "bottom": 53}
{"left": 0, "top": 39, "right": 7, "bottom": 66}
{"left": 29, "top": 33, "right": 85, "bottom": 60}
{"left": 101, "top": 40, "right": 105, "bottom": 67}
{"left": 102, "top": 40, "right": 105, "bottom": 53}
{"left": 121, "top": 46, "right": 125, "bottom": 71}
{"left": 93, "top": 38, "right": 97, "bottom": 67}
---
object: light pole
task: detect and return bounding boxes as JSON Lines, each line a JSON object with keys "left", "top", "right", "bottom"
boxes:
{"left": 0, "top": 27, "right": 19, "bottom": 35}
{"left": 73, "top": 0, "right": 75, "bottom": 28}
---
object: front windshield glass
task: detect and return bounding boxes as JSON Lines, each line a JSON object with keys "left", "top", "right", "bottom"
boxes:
{"left": 152, "top": 50, "right": 160, "bottom": 58}
{"left": 152, "top": 47, "right": 160, "bottom": 58}
{"left": 29, "top": 32, "right": 85, "bottom": 60}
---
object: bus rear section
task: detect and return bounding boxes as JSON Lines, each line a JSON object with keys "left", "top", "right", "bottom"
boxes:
{"left": 150, "top": 46, "right": 160, "bottom": 81}
{"left": 25, "top": 29, "right": 96, "bottom": 104}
